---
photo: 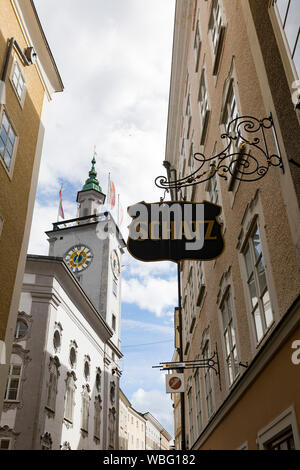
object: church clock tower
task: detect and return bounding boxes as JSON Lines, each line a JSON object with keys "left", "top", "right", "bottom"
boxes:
{"left": 46, "top": 156, "right": 125, "bottom": 348}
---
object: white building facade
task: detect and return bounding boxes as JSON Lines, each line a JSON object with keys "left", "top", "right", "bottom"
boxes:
{"left": 0, "top": 160, "right": 125, "bottom": 450}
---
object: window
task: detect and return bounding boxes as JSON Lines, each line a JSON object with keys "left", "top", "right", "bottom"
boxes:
{"left": 81, "top": 386, "right": 90, "bottom": 432}
{"left": 208, "top": 172, "right": 219, "bottom": 205}
{"left": 64, "top": 372, "right": 76, "bottom": 423}
{"left": 209, "top": 0, "right": 226, "bottom": 75}
{"left": 266, "top": 428, "right": 295, "bottom": 450}
{"left": 0, "top": 214, "right": 3, "bottom": 238}
{"left": 243, "top": 224, "right": 273, "bottom": 343}
{"left": 96, "top": 369, "right": 101, "bottom": 392}
{"left": 185, "top": 93, "right": 192, "bottom": 139}
{"left": 14, "top": 320, "right": 28, "bottom": 339}
{"left": 112, "top": 314, "right": 116, "bottom": 331}
{"left": 221, "top": 290, "right": 239, "bottom": 386}
{"left": 222, "top": 81, "right": 240, "bottom": 157}
{"left": 273, "top": 0, "right": 300, "bottom": 78}
{"left": 10, "top": 59, "right": 26, "bottom": 104}
{"left": 40, "top": 432, "right": 52, "bottom": 450}
{"left": 194, "top": 369, "right": 202, "bottom": 434}
{"left": 69, "top": 346, "right": 77, "bottom": 368}
{"left": 0, "top": 439, "right": 11, "bottom": 450}
{"left": 187, "top": 385, "right": 194, "bottom": 446}
{"left": 108, "top": 408, "right": 116, "bottom": 449}
{"left": 5, "top": 356, "right": 22, "bottom": 401}
{"left": 46, "top": 357, "right": 60, "bottom": 412}
{"left": 53, "top": 330, "right": 61, "bottom": 351}
{"left": 198, "top": 69, "right": 210, "bottom": 144}
{"left": 0, "top": 110, "right": 17, "bottom": 171}
{"left": 188, "top": 268, "right": 196, "bottom": 332}
{"left": 257, "top": 406, "right": 300, "bottom": 450}
{"left": 194, "top": 17, "right": 202, "bottom": 72}
{"left": 203, "top": 340, "right": 214, "bottom": 418}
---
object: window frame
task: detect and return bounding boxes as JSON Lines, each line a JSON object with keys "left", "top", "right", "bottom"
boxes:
{"left": 202, "top": 339, "right": 214, "bottom": 419}
{"left": 0, "top": 107, "right": 18, "bottom": 179}
{"left": 242, "top": 223, "right": 274, "bottom": 344}
{"left": 9, "top": 56, "right": 27, "bottom": 107}
{"left": 4, "top": 360, "right": 22, "bottom": 402}
{"left": 220, "top": 288, "right": 239, "bottom": 387}
{"left": 257, "top": 405, "right": 300, "bottom": 450}
{"left": 198, "top": 68, "right": 210, "bottom": 145}
{"left": 269, "top": 0, "right": 300, "bottom": 105}
{"left": 194, "top": 15, "right": 202, "bottom": 73}
{"left": 208, "top": 0, "right": 226, "bottom": 75}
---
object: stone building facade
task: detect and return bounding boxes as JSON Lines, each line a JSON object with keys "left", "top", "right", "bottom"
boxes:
{"left": 166, "top": 0, "right": 300, "bottom": 450}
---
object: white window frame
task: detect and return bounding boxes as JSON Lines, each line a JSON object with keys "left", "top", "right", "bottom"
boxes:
{"left": 257, "top": 405, "right": 300, "bottom": 450}
{"left": 194, "top": 368, "right": 202, "bottom": 435}
{"left": 198, "top": 68, "right": 210, "bottom": 145}
{"left": 208, "top": 0, "right": 226, "bottom": 75}
{"left": 242, "top": 223, "right": 274, "bottom": 345}
{"left": 194, "top": 15, "right": 202, "bottom": 72}
{"left": 5, "top": 359, "right": 22, "bottom": 402}
{"left": 9, "top": 56, "right": 26, "bottom": 107}
{"left": 269, "top": 0, "right": 300, "bottom": 105}
{"left": 202, "top": 339, "right": 214, "bottom": 419}
{"left": 0, "top": 107, "right": 18, "bottom": 179}
{"left": 0, "top": 438, "right": 12, "bottom": 450}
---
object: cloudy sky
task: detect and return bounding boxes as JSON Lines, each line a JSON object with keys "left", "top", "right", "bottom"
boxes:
{"left": 30, "top": 0, "right": 177, "bottom": 435}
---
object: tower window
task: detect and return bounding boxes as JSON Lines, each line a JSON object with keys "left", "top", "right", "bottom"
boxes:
{"left": 113, "top": 279, "right": 118, "bottom": 297}
{"left": 112, "top": 314, "right": 116, "bottom": 331}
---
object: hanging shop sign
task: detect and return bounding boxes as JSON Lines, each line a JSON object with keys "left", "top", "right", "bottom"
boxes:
{"left": 127, "top": 201, "right": 224, "bottom": 263}
{"left": 165, "top": 373, "right": 185, "bottom": 394}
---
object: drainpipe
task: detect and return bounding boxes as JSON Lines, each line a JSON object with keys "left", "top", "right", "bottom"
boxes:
{"left": 0, "top": 37, "right": 36, "bottom": 104}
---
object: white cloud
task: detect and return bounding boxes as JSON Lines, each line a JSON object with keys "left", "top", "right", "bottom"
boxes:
{"left": 131, "top": 387, "right": 173, "bottom": 436}
{"left": 122, "top": 276, "right": 177, "bottom": 317}
{"left": 122, "top": 319, "right": 173, "bottom": 336}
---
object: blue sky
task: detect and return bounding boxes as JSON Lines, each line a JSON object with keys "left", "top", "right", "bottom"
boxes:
{"left": 29, "top": 0, "right": 176, "bottom": 436}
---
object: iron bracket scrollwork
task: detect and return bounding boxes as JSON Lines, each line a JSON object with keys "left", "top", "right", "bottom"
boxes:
{"left": 155, "top": 114, "right": 284, "bottom": 191}
{"left": 153, "top": 344, "right": 222, "bottom": 391}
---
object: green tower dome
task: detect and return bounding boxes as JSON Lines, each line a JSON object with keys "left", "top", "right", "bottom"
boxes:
{"left": 81, "top": 156, "right": 102, "bottom": 193}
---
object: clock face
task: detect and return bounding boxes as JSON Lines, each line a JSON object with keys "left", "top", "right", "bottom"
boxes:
{"left": 111, "top": 250, "right": 120, "bottom": 279}
{"left": 64, "top": 245, "right": 93, "bottom": 273}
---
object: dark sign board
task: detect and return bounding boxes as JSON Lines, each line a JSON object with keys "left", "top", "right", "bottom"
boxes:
{"left": 127, "top": 201, "right": 224, "bottom": 263}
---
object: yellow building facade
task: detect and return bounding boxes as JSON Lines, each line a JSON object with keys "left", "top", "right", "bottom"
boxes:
{"left": 167, "top": 0, "right": 300, "bottom": 450}
{"left": 0, "top": 0, "right": 63, "bottom": 413}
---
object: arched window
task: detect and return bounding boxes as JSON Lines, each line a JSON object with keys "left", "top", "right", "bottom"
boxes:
{"left": 64, "top": 372, "right": 76, "bottom": 423}
{"left": 94, "top": 395, "right": 102, "bottom": 440}
{"left": 14, "top": 320, "right": 28, "bottom": 339}
{"left": 46, "top": 357, "right": 60, "bottom": 412}
{"left": 81, "top": 385, "right": 90, "bottom": 432}
{"left": 5, "top": 354, "right": 22, "bottom": 401}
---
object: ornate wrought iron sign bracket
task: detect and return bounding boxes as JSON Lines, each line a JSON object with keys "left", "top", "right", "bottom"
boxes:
{"left": 155, "top": 114, "right": 284, "bottom": 191}
{"left": 153, "top": 345, "right": 222, "bottom": 391}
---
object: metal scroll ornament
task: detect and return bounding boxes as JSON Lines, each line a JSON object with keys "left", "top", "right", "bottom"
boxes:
{"left": 155, "top": 114, "right": 284, "bottom": 190}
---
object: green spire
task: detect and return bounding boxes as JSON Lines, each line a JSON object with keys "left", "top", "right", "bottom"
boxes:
{"left": 81, "top": 154, "right": 102, "bottom": 193}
